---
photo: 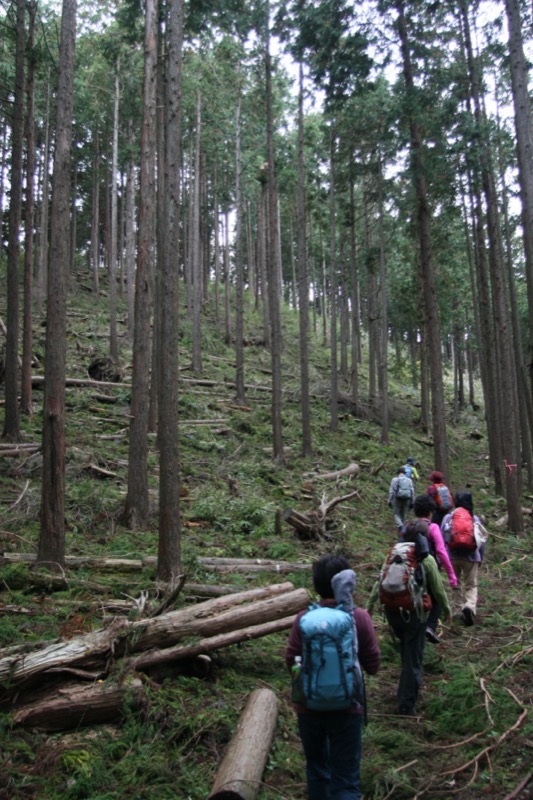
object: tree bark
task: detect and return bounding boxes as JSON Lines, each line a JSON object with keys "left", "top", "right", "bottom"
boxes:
{"left": 37, "top": 0, "right": 77, "bottom": 569}
{"left": 157, "top": 0, "right": 184, "bottom": 581}
{"left": 297, "top": 63, "right": 312, "bottom": 457}
{"left": 0, "top": 587, "right": 309, "bottom": 689}
{"left": 121, "top": 0, "right": 157, "bottom": 529}
{"left": 208, "top": 688, "right": 278, "bottom": 800}
{"left": 12, "top": 678, "right": 145, "bottom": 732}
{"left": 3, "top": 0, "right": 25, "bottom": 441}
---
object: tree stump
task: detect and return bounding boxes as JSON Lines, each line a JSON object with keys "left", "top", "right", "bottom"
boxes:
{"left": 208, "top": 687, "right": 278, "bottom": 800}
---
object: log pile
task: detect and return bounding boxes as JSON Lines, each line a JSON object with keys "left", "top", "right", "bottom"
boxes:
{"left": 0, "top": 581, "right": 309, "bottom": 732}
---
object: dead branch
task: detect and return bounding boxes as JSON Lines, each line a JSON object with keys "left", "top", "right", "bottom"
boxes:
{"left": 10, "top": 480, "right": 30, "bottom": 509}
{"left": 150, "top": 574, "right": 187, "bottom": 617}
{"left": 502, "top": 773, "right": 532, "bottom": 800}
{"left": 439, "top": 707, "right": 528, "bottom": 780}
{"left": 302, "top": 462, "right": 360, "bottom": 482}
{"left": 479, "top": 677, "right": 494, "bottom": 725}
{"left": 318, "top": 490, "right": 359, "bottom": 517}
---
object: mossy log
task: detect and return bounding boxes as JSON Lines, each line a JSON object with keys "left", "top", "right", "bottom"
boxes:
{"left": 208, "top": 688, "right": 278, "bottom": 800}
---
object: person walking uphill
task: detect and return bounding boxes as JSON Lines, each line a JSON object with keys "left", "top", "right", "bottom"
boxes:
{"left": 388, "top": 467, "right": 415, "bottom": 532}
{"left": 441, "top": 491, "right": 488, "bottom": 626}
{"left": 426, "top": 471, "right": 453, "bottom": 527}
{"left": 286, "top": 555, "right": 381, "bottom": 800}
{"left": 409, "top": 495, "right": 458, "bottom": 644}
{"left": 367, "top": 528, "right": 451, "bottom": 716}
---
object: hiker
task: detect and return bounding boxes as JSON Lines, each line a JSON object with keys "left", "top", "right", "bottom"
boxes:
{"left": 426, "top": 471, "right": 453, "bottom": 527}
{"left": 285, "top": 554, "right": 381, "bottom": 800}
{"left": 406, "top": 495, "right": 458, "bottom": 644}
{"left": 402, "top": 457, "right": 419, "bottom": 483}
{"left": 388, "top": 467, "right": 415, "bottom": 532}
{"left": 367, "top": 526, "right": 451, "bottom": 716}
{"left": 441, "top": 491, "right": 488, "bottom": 626}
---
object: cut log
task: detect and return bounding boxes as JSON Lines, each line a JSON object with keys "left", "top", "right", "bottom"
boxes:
{"left": 0, "top": 585, "right": 308, "bottom": 689}
{"left": 130, "top": 614, "right": 298, "bottom": 671}
{"left": 208, "top": 688, "right": 278, "bottom": 800}
{"left": 0, "top": 553, "right": 310, "bottom": 574}
{"left": 12, "top": 677, "right": 144, "bottom": 731}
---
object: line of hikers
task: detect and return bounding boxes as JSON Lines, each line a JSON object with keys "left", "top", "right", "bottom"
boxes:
{"left": 285, "top": 466, "right": 489, "bottom": 800}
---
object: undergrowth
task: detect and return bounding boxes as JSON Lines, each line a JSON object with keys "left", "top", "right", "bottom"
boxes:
{"left": 0, "top": 274, "right": 531, "bottom": 799}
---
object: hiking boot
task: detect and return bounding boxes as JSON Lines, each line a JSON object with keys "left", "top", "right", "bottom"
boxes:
{"left": 425, "top": 627, "right": 440, "bottom": 644}
{"left": 463, "top": 607, "right": 475, "bottom": 626}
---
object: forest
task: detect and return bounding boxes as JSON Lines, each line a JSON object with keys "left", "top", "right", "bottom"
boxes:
{"left": 0, "top": 0, "right": 532, "bottom": 798}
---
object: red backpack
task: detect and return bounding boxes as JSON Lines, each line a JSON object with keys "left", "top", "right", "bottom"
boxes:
{"left": 379, "top": 542, "right": 431, "bottom": 615}
{"left": 448, "top": 507, "right": 476, "bottom": 552}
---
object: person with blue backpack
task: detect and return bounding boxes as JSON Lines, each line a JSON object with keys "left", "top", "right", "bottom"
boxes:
{"left": 285, "top": 554, "right": 381, "bottom": 800}
{"left": 403, "top": 457, "right": 419, "bottom": 482}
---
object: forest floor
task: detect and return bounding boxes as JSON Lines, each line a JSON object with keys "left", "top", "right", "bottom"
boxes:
{"left": 0, "top": 274, "right": 531, "bottom": 800}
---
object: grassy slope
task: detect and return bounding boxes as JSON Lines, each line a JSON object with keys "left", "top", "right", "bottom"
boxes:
{"left": 0, "top": 275, "right": 531, "bottom": 800}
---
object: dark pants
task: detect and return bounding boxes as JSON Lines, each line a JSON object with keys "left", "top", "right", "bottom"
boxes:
{"left": 386, "top": 609, "right": 426, "bottom": 712}
{"left": 427, "top": 596, "right": 441, "bottom": 631}
{"left": 298, "top": 711, "right": 363, "bottom": 800}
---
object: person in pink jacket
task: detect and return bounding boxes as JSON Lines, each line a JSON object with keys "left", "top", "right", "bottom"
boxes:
{"left": 409, "top": 495, "right": 457, "bottom": 643}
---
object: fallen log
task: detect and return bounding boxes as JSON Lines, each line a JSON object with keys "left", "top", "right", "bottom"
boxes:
{"left": 12, "top": 677, "right": 144, "bottom": 732}
{"left": 0, "top": 585, "right": 308, "bottom": 689}
{"left": 208, "top": 688, "right": 278, "bottom": 800}
{"left": 0, "top": 552, "right": 310, "bottom": 574}
{"left": 302, "top": 462, "right": 360, "bottom": 482}
{"left": 130, "top": 614, "right": 298, "bottom": 671}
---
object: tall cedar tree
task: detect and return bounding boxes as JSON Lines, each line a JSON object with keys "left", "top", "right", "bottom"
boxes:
{"left": 394, "top": 0, "right": 449, "bottom": 479}
{"left": 37, "top": 0, "right": 77, "bottom": 568}
{"left": 121, "top": 0, "right": 158, "bottom": 530}
{"left": 157, "top": 0, "right": 184, "bottom": 581}
{"left": 3, "top": 0, "right": 25, "bottom": 441}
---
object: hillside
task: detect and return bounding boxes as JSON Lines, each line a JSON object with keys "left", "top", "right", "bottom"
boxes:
{"left": 0, "top": 277, "right": 531, "bottom": 800}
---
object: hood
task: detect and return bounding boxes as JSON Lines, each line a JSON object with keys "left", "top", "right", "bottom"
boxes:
{"left": 331, "top": 569, "right": 356, "bottom": 612}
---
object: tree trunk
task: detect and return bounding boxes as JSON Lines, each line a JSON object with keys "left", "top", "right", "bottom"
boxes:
{"left": 109, "top": 61, "right": 120, "bottom": 363}
{"left": 208, "top": 688, "right": 278, "bottom": 800}
{"left": 36, "top": 74, "right": 51, "bottom": 314}
{"left": 90, "top": 128, "right": 100, "bottom": 294}
{"left": 192, "top": 89, "right": 203, "bottom": 373}
{"left": 378, "top": 154, "right": 389, "bottom": 444}
{"left": 459, "top": 0, "right": 523, "bottom": 531}
{"left": 37, "top": 0, "right": 77, "bottom": 569}
{"left": 395, "top": 0, "right": 449, "bottom": 478}
{"left": 157, "top": 0, "right": 184, "bottom": 581}
{"left": 504, "top": 0, "right": 533, "bottom": 408}
{"left": 3, "top": 0, "right": 25, "bottom": 441}
{"left": 121, "top": 0, "right": 157, "bottom": 530}
{"left": 235, "top": 94, "right": 246, "bottom": 405}
{"left": 329, "top": 128, "right": 339, "bottom": 432}
{"left": 265, "top": 10, "right": 284, "bottom": 461}
{"left": 21, "top": 0, "right": 37, "bottom": 417}
{"left": 297, "top": 63, "right": 312, "bottom": 457}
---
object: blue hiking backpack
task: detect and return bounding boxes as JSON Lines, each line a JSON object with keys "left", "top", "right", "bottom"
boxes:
{"left": 298, "top": 603, "right": 364, "bottom": 711}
